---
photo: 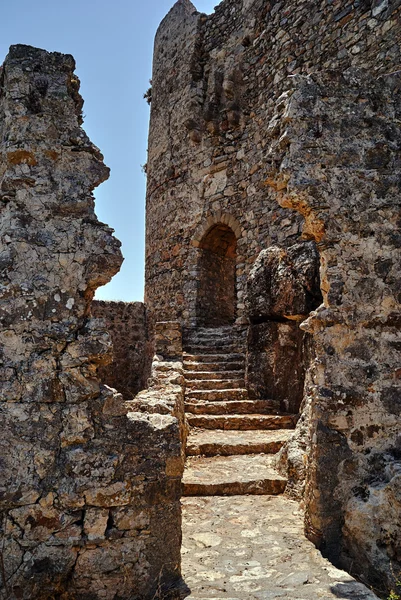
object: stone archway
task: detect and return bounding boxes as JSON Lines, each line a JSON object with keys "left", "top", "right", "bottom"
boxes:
{"left": 195, "top": 222, "right": 238, "bottom": 327}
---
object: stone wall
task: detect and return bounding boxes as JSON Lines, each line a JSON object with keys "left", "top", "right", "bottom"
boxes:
{"left": 146, "top": 0, "right": 401, "bottom": 595}
{"left": 269, "top": 69, "right": 401, "bottom": 595}
{"left": 92, "top": 300, "right": 147, "bottom": 398}
{"left": 0, "top": 45, "right": 184, "bottom": 600}
{"left": 145, "top": 0, "right": 400, "bottom": 330}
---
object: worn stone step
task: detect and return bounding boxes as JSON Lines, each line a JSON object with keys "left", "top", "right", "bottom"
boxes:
{"left": 184, "top": 370, "right": 244, "bottom": 381}
{"left": 185, "top": 327, "right": 246, "bottom": 339}
{"left": 185, "top": 378, "right": 246, "bottom": 391}
{"left": 184, "top": 399, "right": 280, "bottom": 415}
{"left": 184, "top": 344, "right": 244, "bottom": 355}
{"left": 184, "top": 333, "right": 238, "bottom": 346}
{"left": 186, "top": 429, "right": 292, "bottom": 457}
{"left": 185, "top": 340, "right": 245, "bottom": 351}
{"left": 183, "top": 361, "right": 244, "bottom": 373}
{"left": 182, "top": 454, "right": 287, "bottom": 496}
{"left": 185, "top": 326, "right": 235, "bottom": 335}
{"left": 186, "top": 413, "right": 297, "bottom": 430}
{"left": 186, "top": 389, "right": 248, "bottom": 402}
{"left": 184, "top": 353, "right": 244, "bottom": 364}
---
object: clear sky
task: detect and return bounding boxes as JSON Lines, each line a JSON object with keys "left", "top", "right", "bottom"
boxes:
{"left": 0, "top": 0, "right": 220, "bottom": 301}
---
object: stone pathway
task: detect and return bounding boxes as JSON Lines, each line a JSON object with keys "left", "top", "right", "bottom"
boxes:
{"left": 180, "top": 326, "right": 379, "bottom": 600}
{"left": 181, "top": 496, "right": 379, "bottom": 600}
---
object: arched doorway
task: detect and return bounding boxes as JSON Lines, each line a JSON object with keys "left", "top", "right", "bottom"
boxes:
{"left": 196, "top": 223, "right": 237, "bottom": 327}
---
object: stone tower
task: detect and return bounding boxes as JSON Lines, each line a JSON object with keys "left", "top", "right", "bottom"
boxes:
{"left": 145, "top": 0, "right": 399, "bottom": 333}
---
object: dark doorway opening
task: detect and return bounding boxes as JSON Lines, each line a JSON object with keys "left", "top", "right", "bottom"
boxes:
{"left": 196, "top": 224, "right": 237, "bottom": 327}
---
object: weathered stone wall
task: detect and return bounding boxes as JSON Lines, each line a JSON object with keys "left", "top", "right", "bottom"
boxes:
{"left": 92, "top": 300, "right": 147, "bottom": 398}
{"left": 147, "top": 0, "right": 401, "bottom": 595}
{"left": 145, "top": 0, "right": 400, "bottom": 331}
{"left": 0, "top": 45, "right": 184, "bottom": 600}
{"left": 133, "top": 321, "right": 188, "bottom": 462}
{"left": 269, "top": 69, "right": 401, "bottom": 595}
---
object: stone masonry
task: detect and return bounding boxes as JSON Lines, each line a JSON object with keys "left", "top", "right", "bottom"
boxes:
{"left": 246, "top": 241, "right": 322, "bottom": 413}
{"left": 92, "top": 300, "right": 147, "bottom": 399}
{"left": 269, "top": 69, "right": 401, "bottom": 594}
{"left": 145, "top": 0, "right": 401, "bottom": 596}
{"left": 145, "top": 0, "right": 400, "bottom": 335}
{"left": 0, "top": 45, "right": 184, "bottom": 599}
{"left": 0, "top": 0, "right": 400, "bottom": 598}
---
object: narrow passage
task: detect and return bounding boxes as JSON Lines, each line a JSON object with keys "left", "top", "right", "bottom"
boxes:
{"left": 180, "top": 326, "right": 378, "bottom": 600}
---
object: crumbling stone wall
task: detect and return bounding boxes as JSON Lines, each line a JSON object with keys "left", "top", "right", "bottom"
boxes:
{"left": 269, "top": 69, "right": 401, "bottom": 595}
{"left": 92, "top": 300, "right": 147, "bottom": 398}
{"left": 145, "top": 0, "right": 400, "bottom": 331}
{"left": 0, "top": 45, "right": 184, "bottom": 600}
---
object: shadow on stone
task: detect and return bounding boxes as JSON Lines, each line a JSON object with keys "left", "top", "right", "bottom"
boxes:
{"left": 330, "top": 581, "right": 378, "bottom": 599}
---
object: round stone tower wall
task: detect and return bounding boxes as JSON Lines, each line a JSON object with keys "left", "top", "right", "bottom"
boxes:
{"left": 145, "top": 0, "right": 399, "bottom": 334}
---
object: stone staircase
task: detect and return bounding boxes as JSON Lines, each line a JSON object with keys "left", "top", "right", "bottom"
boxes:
{"left": 182, "top": 326, "right": 297, "bottom": 496}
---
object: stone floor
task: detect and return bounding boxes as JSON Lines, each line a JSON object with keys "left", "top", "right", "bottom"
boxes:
{"left": 181, "top": 496, "right": 379, "bottom": 600}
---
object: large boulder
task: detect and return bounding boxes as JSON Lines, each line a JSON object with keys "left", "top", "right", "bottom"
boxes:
{"left": 246, "top": 241, "right": 322, "bottom": 322}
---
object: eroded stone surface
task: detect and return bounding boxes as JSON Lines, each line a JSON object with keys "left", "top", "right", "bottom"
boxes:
{"left": 187, "top": 429, "right": 291, "bottom": 457}
{"left": 246, "top": 242, "right": 322, "bottom": 321}
{"left": 182, "top": 496, "right": 379, "bottom": 600}
{"left": 0, "top": 45, "right": 184, "bottom": 599}
{"left": 245, "top": 242, "right": 321, "bottom": 413}
{"left": 268, "top": 69, "right": 401, "bottom": 593}
{"left": 187, "top": 414, "right": 296, "bottom": 430}
{"left": 92, "top": 300, "right": 147, "bottom": 399}
{"left": 146, "top": 8, "right": 401, "bottom": 590}
{"left": 146, "top": 0, "right": 399, "bottom": 332}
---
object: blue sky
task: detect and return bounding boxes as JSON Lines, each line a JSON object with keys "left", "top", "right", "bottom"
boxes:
{"left": 0, "top": 0, "right": 220, "bottom": 301}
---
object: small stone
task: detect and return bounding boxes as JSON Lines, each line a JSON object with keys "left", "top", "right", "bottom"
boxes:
{"left": 372, "top": 0, "right": 388, "bottom": 16}
{"left": 191, "top": 532, "right": 223, "bottom": 548}
{"left": 84, "top": 508, "right": 109, "bottom": 541}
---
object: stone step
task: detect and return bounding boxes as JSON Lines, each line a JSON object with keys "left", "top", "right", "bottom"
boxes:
{"left": 183, "top": 334, "right": 241, "bottom": 346}
{"left": 185, "top": 326, "right": 236, "bottom": 335}
{"left": 184, "top": 370, "right": 244, "bottom": 381}
{"left": 184, "top": 327, "right": 246, "bottom": 339}
{"left": 183, "top": 361, "right": 245, "bottom": 373}
{"left": 186, "top": 429, "right": 292, "bottom": 457}
{"left": 185, "top": 378, "right": 246, "bottom": 391}
{"left": 187, "top": 413, "right": 297, "bottom": 430}
{"left": 184, "top": 353, "right": 244, "bottom": 364}
{"left": 186, "top": 389, "right": 248, "bottom": 402}
{"left": 185, "top": 340, "right": 245, "bottom": 350}
{"left": 184, "top": 344, "right": 244, "bottom": 355}
{"left": 182, "top": 454, "right": 287, "bottom": 496}
{"left": 184, "top": 399, "right": 280, "bottom": 415}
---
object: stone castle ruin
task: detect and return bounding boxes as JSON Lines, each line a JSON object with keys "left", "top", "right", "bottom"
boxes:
{"left": 0, "top": 0, "right": 400, "bottom": 598}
